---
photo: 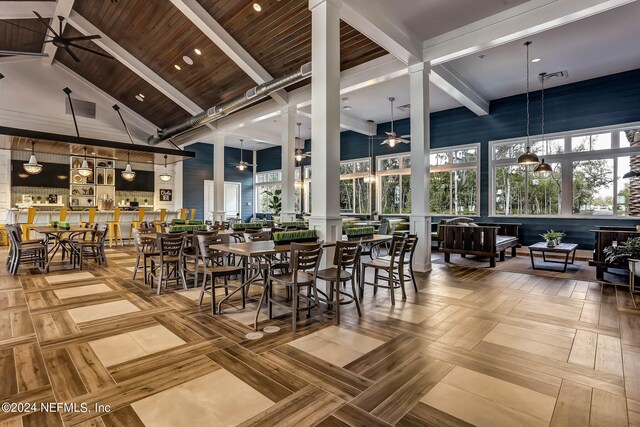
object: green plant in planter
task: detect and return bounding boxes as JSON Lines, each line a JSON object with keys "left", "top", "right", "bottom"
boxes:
{"left": 346, "top": 226, "right": 375, "bottom": 237}
{"left": 232, "top": 222, "right": 264, "bottom": 230}
{"left": 272, "top": 229, "right": 318, "bottom": 244}
{"left": 281, "top": 221, "right": 308, "bottom": 228}
{"left": 172, "top": 219, "right": 186, "bottom": 225}
{"left": 265, "top": 188, "right": 282, "bottom": 214}
{"left": 604, "top": 237, "right": 640, "bottom": 264}
{"left": 540, "top": 229, "right": 565, "bottom": 247}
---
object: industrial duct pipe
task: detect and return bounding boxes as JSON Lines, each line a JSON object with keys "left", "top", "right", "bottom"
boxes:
{"left": 146, "top": 62, "right": 311, "bottom": 145}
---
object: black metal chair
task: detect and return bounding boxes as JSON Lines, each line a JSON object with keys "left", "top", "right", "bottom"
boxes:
{"left": 6, "top": 224, "right": 47, "bottom": 275}
{"left": 360, "top": 235, "right": 408, "bottom": 305}
{"left": 376, "top": 234, "right": 418, "bottom": 292}
{"left": 71, "top": 224, "right": 109, "bottom": 270}
{"left": 150, "top": 232, "right": 187, "bottom": 295}
{"left": 131, "top": 228, "right": 157, "bottom": 283}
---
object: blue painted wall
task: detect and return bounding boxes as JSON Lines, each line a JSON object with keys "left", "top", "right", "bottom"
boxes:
{"left": 182, "top": 143, "right": 254, "bottom": 221}
{"left": 303, "top": 68, "right": 640, "bottom": 249}
{"left": 182, "top": 143, "right": 212, "bottom": 220}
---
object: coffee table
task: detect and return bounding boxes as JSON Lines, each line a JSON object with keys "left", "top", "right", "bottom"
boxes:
{"left": 529, "top": 242, "right": 578, "bottom": 272}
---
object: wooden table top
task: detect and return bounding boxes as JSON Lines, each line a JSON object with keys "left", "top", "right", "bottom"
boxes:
{"left": 34, "top": 226, "right": 90, "bottom": 235}
{"left": 343, "top": 234, "right": 393, "bottom": 244}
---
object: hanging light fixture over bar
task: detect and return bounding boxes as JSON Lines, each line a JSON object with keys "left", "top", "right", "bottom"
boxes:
{"left": 121, "top": 152, "right": 136, "bottom": 181}
{"left": 159, "top": 154, "right": 172, "bottom": 182}
{"left": 77, "top": 146, "right": 92, "bottom": 177}
{"left": 22, "top": 140, "right": 42, "bottom": 175}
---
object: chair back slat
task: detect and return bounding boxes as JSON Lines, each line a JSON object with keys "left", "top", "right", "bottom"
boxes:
{"left": 197, "top": 233, "right": 228, "bottom": 263}
{"left": 158, "top": 232, "right": 185, "bottom": 261}
{"left": 291, "top": 242, "right": 323, "bottom": 274}
{"left": 333, "top": 240, "right": 361, "bottom": 269}
{"left": 244, "top": 231, "right": 270, "bottom": 242}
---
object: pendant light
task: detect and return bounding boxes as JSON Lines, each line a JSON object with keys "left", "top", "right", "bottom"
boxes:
{"left": 363, "top": 120, "right": 375, "bottom": 183}
{"left": 23, "top": 140, "right": 42, "bottom": 175}
{"left": 534, "top": 72, "right": 552, "bottom": 173}
{"left": 121, "top": 152, "right": 136, "bottom": 181}
{"left": 381, "top": 97, "right": 403, "bottom": 148}
{"left": 294, "top": 122, "right": 309, "bottom": 161}
{"left": 159, "top": 154, "right": 172, "bottom": 182}
{"left": 77, "top": 146, "right": 93, "bottom": 177}
{"left": 517, "top": 41, "right": 540, "bottom": 166}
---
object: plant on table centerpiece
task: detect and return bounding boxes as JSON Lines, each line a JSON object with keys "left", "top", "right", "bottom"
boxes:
{"left": 604, "top": 237, "right": 640, "bottom": 265}
{"left": 540, "top": 229, "right": 565, "bottom": 248}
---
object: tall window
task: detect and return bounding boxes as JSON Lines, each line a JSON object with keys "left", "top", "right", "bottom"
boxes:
{"left": 340, "top": 158, "right": 371, "bottom": 214}
{"left": 490, "top": 125, "right": 640, "bottom": 217}
{"left": 429, "top": 144, "right": 480, "bottom": 215}
{"left": 255, "top": 170, "right": 282, "bottom": 213}
{"left": 377, "top": 154, "right": 411, "bottom": 214}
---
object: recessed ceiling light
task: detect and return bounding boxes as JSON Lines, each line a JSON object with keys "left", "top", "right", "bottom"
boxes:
{"left": 194, "top": 48, "right": 202, "bottom": 55}
{"left": 532, "top": 58, "right": 541, "bottom": 63}
{"left": 135, "top": 95, "right": 144, "bottom": 102}
{"left": 253, "top": 2, "right": 261, "bottom": 12}
{"left": 341, "top": 97, "right": 349, "bottom": 102}
{"left": 147, "top": 160, "right": 153, "bottom": 163}
{"left": 138, "top": 93, "right": 145, "bottom": 98}
{"left": 174, "top": 64, "right": 181, "bottom": 70}
{"left": 183, "top": 55, "right": 193, "bottom": 65}
{"left": 91, "top": 152, "right": 95, "bottom": 155}
{"left": 343, "top": 105, "right": 352, "bottom": 110}
{"left": 478, "top": 54, "right": 486, "bottom": 59}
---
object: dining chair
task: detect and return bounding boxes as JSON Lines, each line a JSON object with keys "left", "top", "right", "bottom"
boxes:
{"left": 154, "top": 208, "right": 166, "bottom": 232}
{"left": 315, "top": 240, "right": 362, "bottom": 324}
{"left": 19, "top": 207, "right": 38, "bottom": 241}
{"left": 6, "top": 225, "right": 47, "bottom": 275}
{"left": 81, "top": 208, "right": 97, "bottom": 228}
{"left": 179, "top": 208, "right": 188, "bottom": 220}
{"left": 189, "top": 208, "right": 197, "bottom": 220}
{"left": 150, "top": 232, "right": 187, "bottom": 295}
{"left": 71, "top": 224, "right": 109, "bottom": 270}
{"left": 182, "top": 230, "right": 220, "bottom": 288}
{"left": 195, "top": 234, "right": 244, "bottom": 314}
{"left": 132, "top": 228, "right": 158, "bottom": 283}
{"left": 376, "top": 234, "right": 419, "bottom": 292}
{"left": 263, "top": 241, "right": 325, "bottom": 332}
{"left": 360, "top": 235, "right": 407, "bottom": 305}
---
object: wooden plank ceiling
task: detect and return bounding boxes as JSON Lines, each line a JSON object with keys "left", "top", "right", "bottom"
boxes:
{"left": 0, "top": 19, "right": 48, "bottom": 55}
{"left": 7, "top": 0, "right": 387, "bottom": 129}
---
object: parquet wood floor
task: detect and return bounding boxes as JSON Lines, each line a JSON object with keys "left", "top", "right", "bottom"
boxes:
{"left": 1, "top": 247, "right": 639, "bottom": 426}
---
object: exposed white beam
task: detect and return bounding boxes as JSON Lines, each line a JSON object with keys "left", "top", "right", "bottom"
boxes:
{"left": 0, "top": 1, "right": 55, "bottom": 19}
{"left": 341, "top": 0, "right": 422, "bottom": 64}
{"left": 169, "top": 0, "right": 288, "bottom": 106}
{"left": 340, "top": 1, "right": 489, "bottom": 115}
{"left": 42, "top": 0, "right": 75, "bottom": 65}
{"left": 66, "top": 10, "right": 203, "bottom": 115}
{"left": 430, "top": 64, "right": 489, "bottom": 116}
{"left": 423, "top": 0, "right": 636, "bottom": 64}
{"left": 296, "top": 109, "right": 376, "bottom": 136}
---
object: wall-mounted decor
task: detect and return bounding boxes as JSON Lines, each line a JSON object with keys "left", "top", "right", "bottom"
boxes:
{"left": 159, "top": 188, "right": 172, "bottom": 202}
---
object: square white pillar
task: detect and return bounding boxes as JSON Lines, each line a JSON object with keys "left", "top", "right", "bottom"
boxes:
{"left": 280, "top": 106, "right": 297, "bottom": 223}
{"left": 213, "top": 133, "right": 226, "bottom": 223}
{"left": 409, "top": 62, "right": 432, "bottom": 272}
{"left": 308, "top": 0, "right": 343, "bottom": 252}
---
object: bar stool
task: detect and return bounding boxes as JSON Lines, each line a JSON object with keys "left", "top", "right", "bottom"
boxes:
{"left": 19, "top": 207, "right": 38, "bottom": 241}
{"left": 50, "top": 208, "right": 68, "bottom": 224}
{"left": 179, "top": 208, "right": 188, "bottom": 220}
{"left": 154, "top": 208, "right": 166, "bottom": 232}
{"left": 129, "top": 209, "right": 146, "bottom": 240}
{"left": 81, "top": 208, "right": 96, "bottom": 228}
{"left": 105, "top": 208, "right": 124, "bottom": 247}
{"left": 189, "top": 208, "right": 197, "bottom": 220}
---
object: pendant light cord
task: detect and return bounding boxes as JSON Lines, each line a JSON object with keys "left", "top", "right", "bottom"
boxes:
{"left": 525, "top": 42, "right": 531, "bottom": 147}
{"left": 540, "top": 73, "right": 545, "bottom": 141}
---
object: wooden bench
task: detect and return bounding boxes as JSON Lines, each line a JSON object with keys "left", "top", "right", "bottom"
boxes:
{"left": 588, "top": 227, "right": 640, "bottom": 280}
{"left": 440, "top": 223, "right": 521, "bottom": 268}
{"left": 431, "top": 217, "right": 475, "bottom": 249}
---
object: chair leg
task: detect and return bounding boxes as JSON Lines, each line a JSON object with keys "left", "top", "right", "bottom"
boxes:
{"left": 156, "top": 263, "right": 164, "bottom": 295}
{"left": 359, "top": 265, "right": 366, "bottom": 300}
{"left": 389, "top": 271, "right": 396, "bottom": 305}
{"left": 312, "top": 283, "right": 325, "bottom": 325}
{"left": 333, "top": 281, "right": 340, "bottom": 325}
{"left": 291, "top": 284, "right": 298, "bottom": 333}
{"left": 254, "top": 279, "right": 269, "bottom": 331}
{"left": 211, "top": 277, "right": 217, "bottom": 315}
{"left": 351, "top": 278, "right": 362, "bottom": 317}
{"left": 410, "top": 264, "right": 418, "bottom": 292}
{"left": 198, "top": 274, "right": 208, "bottom": 306}
{"left": 132, "top": 255, "right": 140, "bottom": 280}
{"left": 399, "top": 270, "right": 407, "bottom": 301}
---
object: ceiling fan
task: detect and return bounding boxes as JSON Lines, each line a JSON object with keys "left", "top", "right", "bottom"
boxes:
{"left": 233, "top": 139, "right": 255, "bottom": 171}
{"left": 379, "top": 97, "right": 410, "bottom": 147}
{"left": 294, "top": 122, "right": 311, "bottom": 161}
{"left": 0, "top": 11, "right": 112, "bottom": 62}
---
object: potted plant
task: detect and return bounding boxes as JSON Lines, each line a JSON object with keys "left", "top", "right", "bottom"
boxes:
{"left": 604, "top": 237, "right": 640, "bottom": 265}
{"left": 265, "top": 188, "right": 282, "bottom": 223}
{"left": 540, "top": 229, "right": 565, "bottom": 248}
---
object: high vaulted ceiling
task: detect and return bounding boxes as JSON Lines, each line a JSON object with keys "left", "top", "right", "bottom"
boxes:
{"left": 1, "top": 0, "right": 639, "bottom": 147}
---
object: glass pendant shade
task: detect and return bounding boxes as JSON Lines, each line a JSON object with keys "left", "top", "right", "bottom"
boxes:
{"left": 159, "top": 155, "right": 172, "bottom": 182}
{"left": 533, "top": 158, "right": 552, "bottom": 173}
{"left": 518, "top": 147, "right": 539, "bottom": 165}
{"left": 121, "top": 152, "right": 136, "bottom": 181}
{"left": 77, "top": 159, "right": 92, "bottom": 177}
{"left": 23, "top": 154, "right": 42, "bottom": 175}
{"left": 237, "top": 163, "right": 246, "bottom": 171}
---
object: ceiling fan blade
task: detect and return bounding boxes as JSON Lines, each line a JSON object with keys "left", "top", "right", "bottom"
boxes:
{"left": 64, "top": 46, "right": 80, "bottom": 62}
{"left": 67, "top": 42, "right": 113, "bottom": 59}
{"left": 385, "top": 131, "right": 396, "bottom": 138}
{"left": 0, "top": 50, "right": 48, "bottom": 57}
{"left": 400, "top": 135, "right": 411, "bottom": 139}
{"left": 33, "top": 10, "right": 59, "bottom": 37}
{"left": 66, "top": 34, "right": 102, "bottom": 42}
{"left": 400, "top": 139, "right": 411, "bottom": 144}
{"left": 0, "top": 19, "right": 51, "bottom": 37}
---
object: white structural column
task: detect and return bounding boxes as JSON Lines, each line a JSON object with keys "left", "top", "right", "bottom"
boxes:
{"left": 409, "top": 61, "right": 432, "bottom": 272}
{"left": 280, "top": 106, "right": 297, "bottom": 222}
{"left": 308, "top": 0, "right": 343, "bottom": 247}
{"left": 213, "top": 133, "right": 226, "bottom": 222}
